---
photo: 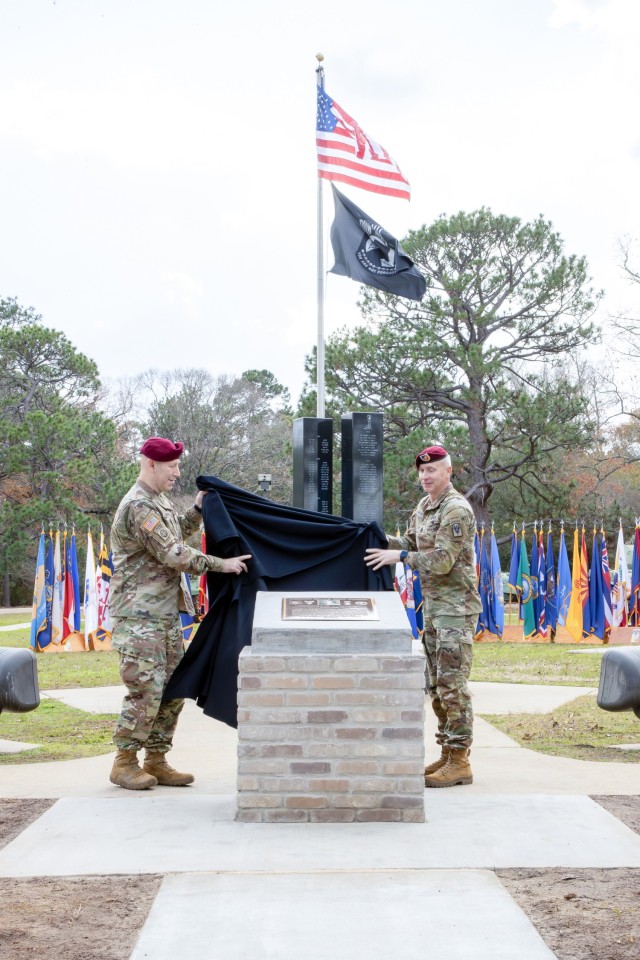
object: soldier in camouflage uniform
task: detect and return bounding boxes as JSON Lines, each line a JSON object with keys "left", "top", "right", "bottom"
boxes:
{"left": 365, "top": 445, "right": 480, "bottom": 788}
{"left": 109, "top": 436, "right": 251, "bottom": 791}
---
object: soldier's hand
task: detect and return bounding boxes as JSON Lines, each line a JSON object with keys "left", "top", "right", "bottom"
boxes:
{"left": 364, "top": 548, "right": 402, "bottom": 571}
{"left": 194, "top": 490, "right": 207, "bottom": 510}
{"left": 221, "top": 554, "right": 252, "bottom": 575}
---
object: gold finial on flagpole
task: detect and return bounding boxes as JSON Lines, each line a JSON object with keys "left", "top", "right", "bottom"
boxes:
{"left": 316, "top": 52, "right": 324, "bottom": 62}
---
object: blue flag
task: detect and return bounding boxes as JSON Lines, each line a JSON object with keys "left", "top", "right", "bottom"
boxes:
{"left": 489, "top": 530, "right": 504, "bottom": 637}
{"left": 29, "top": 531, "right": 47, "bottom": 651}
{"left": 545, "top": 530, "right": 557, "bottom": 633}
{"left": 556, "top": 530, "right": 572, "bottom": 626}
{"left": 476, "top": 533, "right": 492, "bottom": 638}
{"left": 70, "top": 532, "right": 81, "bottom": 631}
{"left": 179, "top": 573, "right": 197, "bottom": 644}
{"left": 38, "top": 534, "right": 54, "bottom": 649}
{"left": 179, "top": 611, "right": 197, "bottom": 645}
{"left": 581, "top": 529, "right": 592, "bottom": 639}
{"left": 412, "top": 570, "right": 424, "bottom": 637}
{"left": 535, "top": 532, "right": 547, "bottom": 638}
{"left": 589, "top": 531, "right": 606, "bottom": 641}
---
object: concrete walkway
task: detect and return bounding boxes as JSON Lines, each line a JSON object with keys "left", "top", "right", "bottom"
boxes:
{"left": 1, "top": 681, "right": 639, "bottom": 959}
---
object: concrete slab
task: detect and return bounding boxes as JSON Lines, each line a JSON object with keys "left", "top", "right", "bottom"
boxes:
{"left": 42, "top": 685, "right": 126, "bottom": 713}
{"left": 1, "top": 793, "right": 639, "bottom": 878}
{"left": 0, "top": 738, "right": 38, "bottom": 754}
{"left": 470, "top": 681, "right": 595, "bottom": 714}
{"left": 130, "top": 869, "right": 556, "bottom": 960}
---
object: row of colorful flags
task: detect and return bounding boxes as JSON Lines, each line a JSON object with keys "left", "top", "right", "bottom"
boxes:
{"left": 507, "top": 523, "right": 639, "bottom": 643}
{"left": 30, "top": 530, "right": 212, "bottom": 652}
{"left": 393, "top": 522, "right": 640, "bottom": 643}
{"left": 30, "top": 529, "right": 113, "bottom": 651}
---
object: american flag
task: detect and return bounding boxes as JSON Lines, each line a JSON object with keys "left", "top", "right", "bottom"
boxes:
{"left": 316, "top": 87, "right": 411, "bottom": 200}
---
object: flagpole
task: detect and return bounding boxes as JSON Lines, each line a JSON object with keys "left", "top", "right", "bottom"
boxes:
{"left": 316, "top": 53, "right": 326, "bottom": 418}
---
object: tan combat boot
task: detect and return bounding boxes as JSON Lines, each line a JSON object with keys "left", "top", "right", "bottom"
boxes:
{"left": 424, "top": 745, "right": 450, "bottom": 778}
{"left": 143, "top": 752, "right": 195, "bottom": 786}
{"left": 424, "top": 747, "right": 473, "bottom": 788}
{"left": 110, "top": 750, "right": 158, "bottom": 790}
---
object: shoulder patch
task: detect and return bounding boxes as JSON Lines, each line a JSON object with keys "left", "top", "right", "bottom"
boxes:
{"left": 142, "top": 513, "right": 160, "bottom": 533}
{"left": 450, "top": 520, "right": 463, "bottom": 539}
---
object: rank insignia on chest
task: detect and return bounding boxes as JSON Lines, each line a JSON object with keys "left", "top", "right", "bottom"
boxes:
{"left": 451, "top": 521, "right": 463, "bottom": 538}
{"left": 142, "top": 513, "right": 160, "bottom": 533}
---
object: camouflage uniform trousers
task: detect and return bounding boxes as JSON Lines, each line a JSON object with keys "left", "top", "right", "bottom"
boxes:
{"left": 112, "top": 616, "right": 185, "bottom": 754}
{"left": 422, "top": 615, "right": 474, "bottom": 750}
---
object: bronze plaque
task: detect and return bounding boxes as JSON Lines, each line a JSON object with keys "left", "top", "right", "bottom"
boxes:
{"left": 282, "top": 597, "right": 379, "bottom": 621}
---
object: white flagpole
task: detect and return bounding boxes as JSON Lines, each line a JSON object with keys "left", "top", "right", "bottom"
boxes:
{"left": 316, "top": 53, "right": 326, "bottom": 418}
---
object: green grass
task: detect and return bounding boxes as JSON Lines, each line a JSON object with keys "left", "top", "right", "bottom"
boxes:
{"left": 0, "top": 627, "right": 121, "bottom": 689}
{"left": 0, "top": 613, "right": 32, "bottom": 626}
{"left": 0, "top": 698, "right": 117, "bottom": 765}
{"left": 471, "top": 642, "right": 603, "bottom": 686}
{"left": 482, "top": 693, "right": 640, "bottom": 763}
{"left": 0, "top": 628, "right": 31, "bottom": 647}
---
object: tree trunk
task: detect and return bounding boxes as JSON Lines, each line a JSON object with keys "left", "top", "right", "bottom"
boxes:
{"left": 2, "top": 570, "right": 10, "bottom": 608}
{"left": 464, "top": 388, "right": 492, "bottom": 525}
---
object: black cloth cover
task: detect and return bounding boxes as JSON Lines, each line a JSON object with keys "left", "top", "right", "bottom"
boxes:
{"left": 163, "top": 475, "right": 392, "bottom": 728}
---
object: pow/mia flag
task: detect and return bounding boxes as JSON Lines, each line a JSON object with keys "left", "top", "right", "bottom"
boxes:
{"left": 329, "top": 184, "right": 426, "bottom": 301}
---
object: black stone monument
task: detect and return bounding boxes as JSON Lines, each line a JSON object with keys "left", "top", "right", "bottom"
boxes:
{"left": 341, "top": 412, "right": 384, "bottom": 526}
{"left": 292, "top": 417, "right": 333, "bottom": 514}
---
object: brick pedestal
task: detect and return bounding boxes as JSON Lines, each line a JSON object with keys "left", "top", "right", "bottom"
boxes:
{"left": 236, "top": 592, "right": 426, "bottom": 823}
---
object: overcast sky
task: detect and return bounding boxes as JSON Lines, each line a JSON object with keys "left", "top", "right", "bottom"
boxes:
{"left": 1, "top": 0, "right": 639, "bottom": 405}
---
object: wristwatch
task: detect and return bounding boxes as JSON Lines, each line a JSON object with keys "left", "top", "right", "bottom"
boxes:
{"left": 193, "top": 503, "right": 202, "bottom": 514}
{"left": 399, "top": 550, "right": 408, "bottom": 561}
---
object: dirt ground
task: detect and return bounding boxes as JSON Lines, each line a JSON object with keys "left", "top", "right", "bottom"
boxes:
{"left": 0, "top": 795, "right": 638, "bottom": 959}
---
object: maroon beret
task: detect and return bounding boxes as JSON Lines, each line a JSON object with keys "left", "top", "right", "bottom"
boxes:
{"left": 415, "top": 445, "right": 449, "bottom": 468}
{"left": 139, "top": 437, "right": 185, "bottom": 462}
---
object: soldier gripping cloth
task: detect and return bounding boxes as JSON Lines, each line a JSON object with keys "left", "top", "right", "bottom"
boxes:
{"left": 366, "top": 444, "right": 480, "bottom": 788}
{"left": 109, "top": 436, "right": 250, "bottom": 791}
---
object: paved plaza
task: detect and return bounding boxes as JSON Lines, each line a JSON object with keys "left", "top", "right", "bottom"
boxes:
{"left": 1, "top": 679, "right": 639, "bottom": 957}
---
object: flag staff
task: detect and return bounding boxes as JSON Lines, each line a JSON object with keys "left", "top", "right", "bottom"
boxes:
{"left": 315, "top": 53, "right": 326, "bottom": 418}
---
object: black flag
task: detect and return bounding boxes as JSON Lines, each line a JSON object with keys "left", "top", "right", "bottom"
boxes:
{"left": 329, "top": 184, "right": 426, "bottom": 301}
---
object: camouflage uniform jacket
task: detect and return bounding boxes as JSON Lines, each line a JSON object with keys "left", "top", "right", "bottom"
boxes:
{"left": 387, "top": 483, "right": 481, "bottom": 625}
{"left": 110, "top": 479, "right": 224, "bottom": 619}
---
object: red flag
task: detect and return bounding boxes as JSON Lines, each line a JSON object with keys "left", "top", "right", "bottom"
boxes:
{"left": 316, "top": 87, "right": 411, "bottom": 200}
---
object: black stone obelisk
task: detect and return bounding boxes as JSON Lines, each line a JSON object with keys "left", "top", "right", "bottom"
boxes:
{"left": 292, "top": 418, "right": 333, "bottom": 514}
{"left": 341, "top": 412, "right": 383, "bottom": 526}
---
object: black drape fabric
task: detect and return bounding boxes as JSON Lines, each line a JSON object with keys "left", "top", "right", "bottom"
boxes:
{"left": 163, "top": 475, "right": 392, "bottom": 728}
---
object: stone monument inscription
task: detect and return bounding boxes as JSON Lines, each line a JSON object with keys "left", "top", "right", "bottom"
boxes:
{"left": 281, "top": 596, "right": 379, "bottom": 621}
{"left": 341, "top": 412, "right": 383, "bottom": 526}
{"left": 292, "top": 417, "right": 333, "bottom": 514}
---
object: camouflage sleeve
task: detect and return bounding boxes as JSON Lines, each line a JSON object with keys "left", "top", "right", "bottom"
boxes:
{"left": 386, "top": 509, "right": 418, "bottom": 552}
{"left": 128, "top": 503, "right": 225, "bottom": 575}
{"left": 414, "top": 506, "right": 471, "bottom": 577}
{"left": 179, "top": 506, "right": 202, "bottom": 539}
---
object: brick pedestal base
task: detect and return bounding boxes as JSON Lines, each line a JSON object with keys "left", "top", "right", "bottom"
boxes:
{"left": 236, "top": 649, "right": 426, "bottom": 823}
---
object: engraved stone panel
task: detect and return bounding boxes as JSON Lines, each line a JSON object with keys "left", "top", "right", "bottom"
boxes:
{"left": 341, "top": 412, "right": 383, "bottom": 526}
